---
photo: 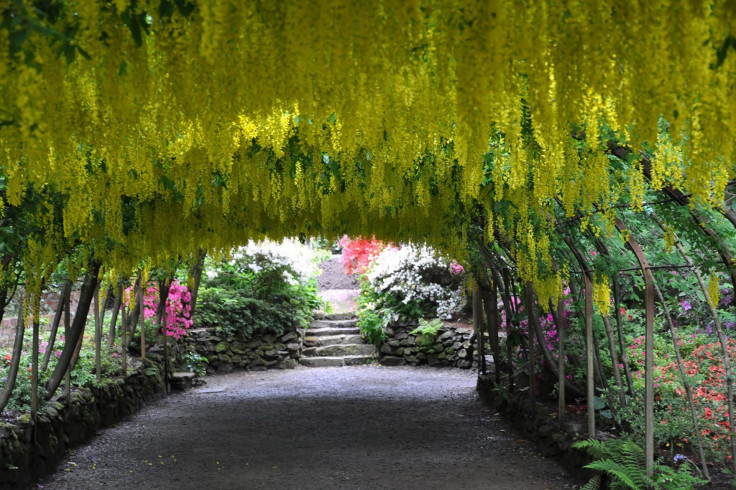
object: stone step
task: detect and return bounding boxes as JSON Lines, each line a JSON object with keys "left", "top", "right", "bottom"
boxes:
{"left": 170, "top": 372, "right": 195, "bottom": 391}
{"left": 298, "top": 356, "right": 346, "bottom": 368}
{"left": 310, "top": 319, "right": 358, "bottom": 330}
{"left": 307, "top": 326, "right": 361, "bottom": 337}
{"left": 303, "top": 343, "right": 376, "bottom": 357}
{"left": 303, "top": 334, "right": 364, "bottom": 347}
{"left": 313, "top": 311, "right": 357, "bottom": 321}
{"left": 298, "top": 355, "right": 376, "bottom": 368}
{"left": 343, "top": 355, "right": 376, "bottom": 366}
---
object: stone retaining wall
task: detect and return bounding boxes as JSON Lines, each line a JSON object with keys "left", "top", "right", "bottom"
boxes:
{"left": 0, "top": 358, "right": 166, "bottom": 488}
{"left": 183, "top": 327, "right": 304, "bottom": 373}
{"left": 379, "top": 323, "right": 476, "bottom": 368}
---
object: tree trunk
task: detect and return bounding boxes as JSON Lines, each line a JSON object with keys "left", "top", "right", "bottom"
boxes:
{"left": 64, "top": 289, "right": 71, "bottom": 407}
{"left": 45, "top": 260, "right": 101, "bottom": 399}
{"left": 0, "top": 295, "right": 25, "bottom": 412}
{"left": 158, "top": 277, "right": 171, "bottom": 393}
{"left": 41, "top": 279, "right": 72, "bottom": 371}
{"left": 527, "top": 287, "right": 584, "bottom": 397}
{"left": 481, "top": 278, "right": 501, "bottom": 384}
{"left": 189, "top": 249, "right": 205, "bottom": 315}
{"left": 107, "top": 278, "right": 123, "bottom": 349}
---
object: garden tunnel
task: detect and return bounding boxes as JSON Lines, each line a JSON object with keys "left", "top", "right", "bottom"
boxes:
{"left": 2, "top": 0, "right": 736, "bottom": 486}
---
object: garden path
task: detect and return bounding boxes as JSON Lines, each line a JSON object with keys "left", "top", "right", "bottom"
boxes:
{"left": 38, "top": 366, "right": 578, "bottom": 489}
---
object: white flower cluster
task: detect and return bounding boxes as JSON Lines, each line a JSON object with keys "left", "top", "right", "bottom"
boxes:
{"left": 242, "top": 238, "right": 319, "bottom": 283}
{"left": 366, "top": 243, "right": 464, "bottom": 319}
{"left": 208, "top": 238, "right": 319, "bottom": 285}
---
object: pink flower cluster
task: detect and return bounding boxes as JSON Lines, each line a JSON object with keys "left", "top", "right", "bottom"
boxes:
{"left": 338, "top": 236, "right": 394, "bottom": 275}
{"left": 126, "top": 280, "right": 193, "bottom": 339}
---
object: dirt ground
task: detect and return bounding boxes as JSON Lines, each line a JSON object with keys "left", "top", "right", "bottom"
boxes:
{"left": 37, "top": 366, "right": 580, "bottom": 490}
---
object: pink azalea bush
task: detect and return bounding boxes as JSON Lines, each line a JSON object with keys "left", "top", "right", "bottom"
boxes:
{"left": 126, "top": 280, "right": 193, "bottom": 339}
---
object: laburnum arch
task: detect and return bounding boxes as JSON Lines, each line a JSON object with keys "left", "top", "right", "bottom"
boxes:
{"left": 0, "top": 0, "right": 734, "bottom": 293}
{"left": 1, "top": 1, "right": 736, "bottom": 481}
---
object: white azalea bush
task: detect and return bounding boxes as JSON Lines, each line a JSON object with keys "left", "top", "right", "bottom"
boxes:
{"left": 357, "top": 243, "right": 466, "bottom": 345}
{"left": 197, "top": 239, "right": 323, "bottom": 338}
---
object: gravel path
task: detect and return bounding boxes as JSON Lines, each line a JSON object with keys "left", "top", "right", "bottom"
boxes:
{"left": 38, "top": 366, "right": 577, "bottom": 489}
{"left": 317, "top": 255, "right": 360, "bottom": 290}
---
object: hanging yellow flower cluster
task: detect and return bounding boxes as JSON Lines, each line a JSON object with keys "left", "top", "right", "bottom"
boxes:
{"left": 0, "top": 1, "right": 735, "bottom": 291}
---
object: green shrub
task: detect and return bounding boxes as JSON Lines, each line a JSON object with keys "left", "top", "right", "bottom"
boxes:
{"left": 196, "top": 288, "right": 299, "bottom": 339}
{"left": 195, "top": 240, "right": 324, "bottom": 339}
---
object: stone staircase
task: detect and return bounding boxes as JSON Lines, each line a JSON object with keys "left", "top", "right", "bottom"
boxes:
{"left": 299, "top": 313, "right": 376, "bottom": 367}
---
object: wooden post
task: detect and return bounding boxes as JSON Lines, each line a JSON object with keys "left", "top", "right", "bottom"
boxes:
{"left": 502, "top": 268, "right": 515, "bottom": 392}
{"left": 121, "top": 302, "right": 127, "bottom": 377}
{"left": 489, "top": 277, "right": 500, "bottom": 384}
{"left": 94, "top": 283, "right": 101, "bottom": 383}
{"left": 482, "top": 274, "right": 501, "bottom": 384}
{"left": 526, "top": 283, "right": 536, "bottom": 418}
{"left": 584, "top": 271, "right": 595, "bottom": 438}
{"left": 138, "top": 284, "right": 146, "bottom": 360}
{"left": 473, "top": 283, "right": 485, "bottom": 374}
{"left": 615, "top": 219, "right": 654, "bottom": 476}
{"left": 556, "top": 294, "right": 565, "bottom": 427}
{"left": 31, "top": 295, "right": 40, "bottom": 428}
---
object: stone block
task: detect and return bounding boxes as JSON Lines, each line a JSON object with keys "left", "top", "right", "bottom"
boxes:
{"left": 380, "top": 356, "right": 405, "bottom": 366}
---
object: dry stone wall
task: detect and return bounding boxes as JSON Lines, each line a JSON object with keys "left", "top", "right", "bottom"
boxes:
{"left": 379, "top": 323, "right": 476, "bottom": 368}
{"left": 0, "top": 358, "right": 166, "bottom": 488}
{"left": 183, "top": 327, "right": 304, "bottom": 373}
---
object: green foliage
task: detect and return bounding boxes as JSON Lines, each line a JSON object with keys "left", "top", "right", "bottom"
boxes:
{"left": 196, "top": 288, "right": 297, "bottom": 339}
{"left": 356, "top": 307, "right": 387, "bottom": 348}
{"left": 182, "top": 351, "right": 208, "bottom": 377}
{"left": 196, "top": 242, "right": 323, "bottom": 339}
{"left": 573, "top": 438, "right": 707, "bottom": 489}
{"left": 410, "top": 318, "right": 444, "bottom": 349}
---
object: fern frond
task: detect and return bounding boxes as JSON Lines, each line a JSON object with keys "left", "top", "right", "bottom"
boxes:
{"left": 580, "top": 474, "right": 602, "bottom": 490}
{"left": 585, "top": 459, "right": 642, "bottom": 490}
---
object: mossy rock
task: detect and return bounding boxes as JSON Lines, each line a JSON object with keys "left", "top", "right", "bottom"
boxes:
{"left": 214, "top": 341, "right": 229, "bottom": 353}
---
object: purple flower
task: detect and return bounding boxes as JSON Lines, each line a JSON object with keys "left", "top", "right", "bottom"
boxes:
{"left": 706, "top": 324, "right": 713, "bottom": 335}
{"left": 674, "top": 454, "right": 687, "bottom": 463}
{"left": 680, "top": 300, "right": 692, "bottom": 311}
